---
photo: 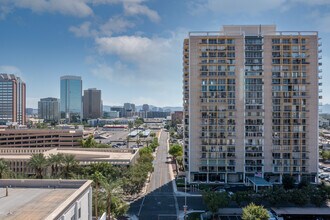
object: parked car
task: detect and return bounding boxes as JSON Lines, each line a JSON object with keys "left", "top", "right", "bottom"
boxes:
{"left": 319, "top": 173, "right": 330, "bottom": 179}
{"left": 323, "top": 167, "right": 330, "bottom": 172}
{"left": 319, "top": 163, "right": 326, "bottom": 169}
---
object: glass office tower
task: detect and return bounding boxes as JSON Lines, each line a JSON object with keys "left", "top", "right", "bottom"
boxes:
{"left": 60, "top": 75, "right": 82, "bottom": 123}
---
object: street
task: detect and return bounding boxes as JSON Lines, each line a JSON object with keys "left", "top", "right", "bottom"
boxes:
{"left": 128, "top": 130, "right": 179, "bottom": 219}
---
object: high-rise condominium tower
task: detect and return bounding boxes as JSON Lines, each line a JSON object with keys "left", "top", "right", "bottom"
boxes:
{"left": 38, "top": 97, "right": 60, "bottom": 123}
{"left": 60, "top": 75, "right": 82, "bottom": 123}
{"left": 183, "top": 25, "right": 321, "bottom": 184}
{"left": 83, "top": 88, "right": 102, "bottom": 119}
{"left": 0, "top": 74, "right": 26, "bottom": 125}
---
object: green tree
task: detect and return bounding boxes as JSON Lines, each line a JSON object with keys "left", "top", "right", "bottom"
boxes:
{"left": 134, "top": 118, "right": 144, "bottom": 129}
{"left": 242, "top": 203, "right": 269, "bottom": 220}
{"left": 81, "top": 135, "right": 97, "bottom": 148}
{"left": 0, "top": 159, "right": 10, "bottom": 179}
{"left": 28, "top": 153, "right": 48, "bottom": 179}
{"left": 128, "top": 121, "right": 134, "bottom": 132}
{"left": 233, "top": 190, "right": 253, "bottom": 207}
{"left": 202, "top": 191, "right": 229, "bottom": 219}
{"left": 139, "top": 146, "right": 153, "bottom": 156}
{"left": 321, "top": 150, "right": 330, "bottom": 160}
{"left": 84, "top": 162, "right": 121, "bottom": 181}
{"left": 282, "top": 175, "right": 295, "bottom": 190}
{"left": 62, "top": 154, "right": 78, "bottom": 178}
{"left": 288, "top": 189, "right": 309, "bottom": 206}
{"left": 263, "top": 187, "right": 289, "bottom": 207}
{"left": 308, "top": 186, "right": 327, "bottom": 207}
{"left": 48, "top": 153, "right": 64, "bottom": 177}
{"left": 169, "top": 144, "right": 183, "bottom": 174}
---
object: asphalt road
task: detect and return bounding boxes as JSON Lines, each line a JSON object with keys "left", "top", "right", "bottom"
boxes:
{"left": 128, "top": 130, "right": 178, "bottom": 220}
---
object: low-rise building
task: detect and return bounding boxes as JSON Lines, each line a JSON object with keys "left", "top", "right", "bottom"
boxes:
{"left": 0, "top": 147, "right": 139, "bottom": 175}
{"left": 0, "top": 129, "right": 83, "bottom": 148}
{"left": 0, "top": 179, "right": 92, "bottom": 220}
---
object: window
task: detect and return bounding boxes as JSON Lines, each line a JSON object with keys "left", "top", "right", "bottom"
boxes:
{"left": 272, "top": 38, "right": 280, "bottom": 44}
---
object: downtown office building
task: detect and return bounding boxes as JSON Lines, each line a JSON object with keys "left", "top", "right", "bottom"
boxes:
{"left": 183, "top": 25, "right": 321, "bottom": 184}
{"left": 38, "top": 97, "right": 60, "bottom": 123}
{"left": 60, "top": 75, "right": 82, "bottom": 123}
{"left": 0, "top": 74, "right": 26, "bottom": 125}
{"left": 83, "top": 88, "right": 102, "bottom": 119}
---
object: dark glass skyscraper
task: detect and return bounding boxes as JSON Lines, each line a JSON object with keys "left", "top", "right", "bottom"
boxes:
{"left": 0, "top": 74, "right": 26, "bottom": 125}
{"left": 60, "top": 75, "right": 82, "bottom": 123}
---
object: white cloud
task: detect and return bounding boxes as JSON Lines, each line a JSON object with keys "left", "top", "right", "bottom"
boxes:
{"left": 190, "top": 0, "right": 287, "bottom": 15}
{"left": 100, "top": 16, "right": 135, "bottom": 36}
{"left": 69, "top": 16, "right": 134, "bottom": 38}
{"left": 3, "top": 0, "right": 93, "bottom": 17}
{"left": 95, "top": 35, "right": 173, "bottom": 65}
{"left": 290, "top": 0, "right": 330, "bottom": 5}
{"left": 69, "top": 21, "right": 96, "bottom": 37}
{"left": 0, "top": 65, "right": 22, "bottom": 77}
{"left": 90, "top": 61, "right": 134, "bottom": 84}
{"left": 190, "top": 0, "right": 330, "bottom": 15}
{"left": 123, "top": 1, "right": 160, "bottom": 22}
{"left": 0, "top": 5, "right": 12, "bottom": 20}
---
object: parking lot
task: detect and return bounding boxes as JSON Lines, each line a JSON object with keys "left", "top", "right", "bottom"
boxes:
{"left": 318, "top": 162, "right": 330, "bottom": 182}
{"left": 94, "top": 128, "right": 157, "bottom": 148}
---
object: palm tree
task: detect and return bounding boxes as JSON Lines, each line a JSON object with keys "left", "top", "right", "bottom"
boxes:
{"left": 0, "top": 159, "right": 10, "bottom": 179}
{"left": 92, "top": 171, "right": 106, "bottom": 220}
{"left": 126, "top": 136, "right": 130, "bottom": 148}
{"left": 128, "top": 121, "right": 134, "bottom": 132}
{"left": 101, "top": 179, "right": 123, "bottom": 220}
{"left": 28, "top": 153, "right": 48, "bottom": 179}
{"left": 62, "top": 154, "right": 78, "bottom": 178}
{"left": 48, "top": 153, "right": 64, "bottom": 177}
{"left": 136, "top": 139, "right": 141, "bottom": 147}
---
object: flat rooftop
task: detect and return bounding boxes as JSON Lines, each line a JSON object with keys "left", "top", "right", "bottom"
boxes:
{"left": 0, "top": 179, "right": 91, "bottom": 220}
{"left": 272, "top": 207, "right": 330, "bottom": 215}
{"left": 0, "top": 147, "right": 138, "bottom": 165}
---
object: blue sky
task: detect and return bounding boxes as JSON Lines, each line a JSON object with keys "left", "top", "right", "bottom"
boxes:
{"left": 0, "top": 0, "right": 329, "bottom": 108}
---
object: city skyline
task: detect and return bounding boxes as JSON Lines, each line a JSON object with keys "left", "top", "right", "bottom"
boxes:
{"left": 0, "top": 0, "right": 329, "bottom": 108}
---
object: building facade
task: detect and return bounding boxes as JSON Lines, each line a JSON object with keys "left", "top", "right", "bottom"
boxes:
{"left": 0, "top": 129, "right": 83, "bottom": 148}
{"left": 38, "top": 97, "right": 60, "bottom": 123}
{"left": 60, "top": 75, "right": 82, "bottom": 122}
{"left": 83, "top": 88, "right": 102, "bottom": 119}
{"left": 0, "top": 74, "right": 26, "bottom": 125}
{"left": 183, "top": 25, "right": 320, "bottom": 184}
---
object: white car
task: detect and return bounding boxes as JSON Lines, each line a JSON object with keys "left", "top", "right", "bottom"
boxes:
{"left": 319, "top": 173, "right": 330, "bottom": 179}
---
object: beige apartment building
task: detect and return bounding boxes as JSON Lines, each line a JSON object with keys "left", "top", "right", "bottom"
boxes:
{"left": 0, "top": 129, "right": 83, "bottom": 148}
{"left": 183, "top": 25, "right": 320, "bottom": 184}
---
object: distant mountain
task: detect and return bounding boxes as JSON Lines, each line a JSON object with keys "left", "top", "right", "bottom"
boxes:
{"left": 321, "top": 104, "right": 330, "bottom": 114}
{"left": 103, "top": 104, "right": 182, "bottom": 112}
{"left": 162, "top": 106, "right": 183, "bottom": 112}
